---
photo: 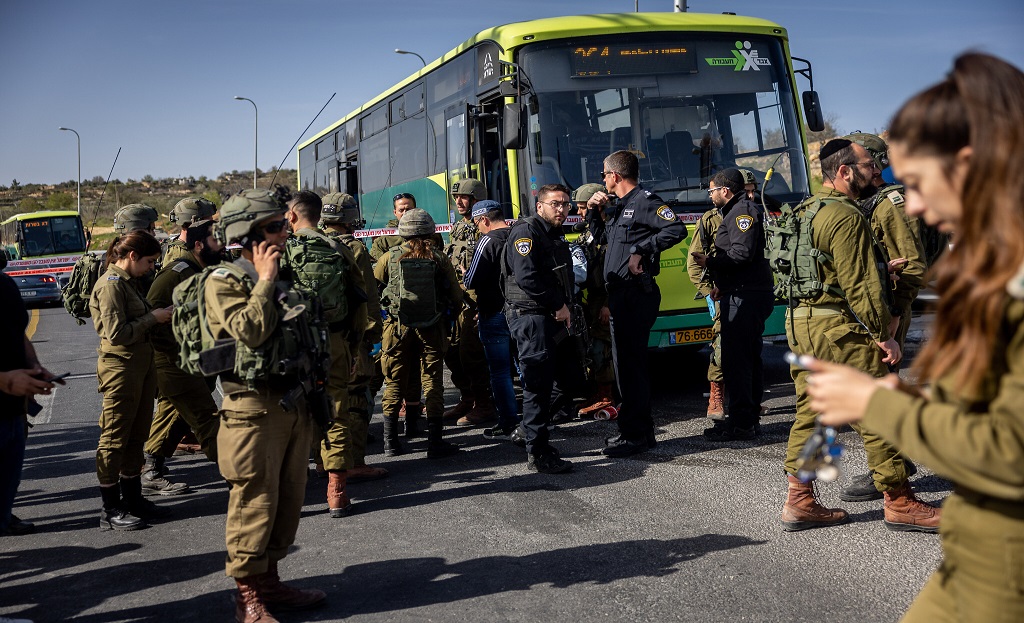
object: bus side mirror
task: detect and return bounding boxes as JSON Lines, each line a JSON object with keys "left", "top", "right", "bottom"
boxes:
{"left": 503, "top": 103, "right": 526, "bottom": 150}
{"left": 803, "top": 91, "right": 824, "bottom": 133}
{"left": 0, "top": 249, "right": 8, "bottom": 270}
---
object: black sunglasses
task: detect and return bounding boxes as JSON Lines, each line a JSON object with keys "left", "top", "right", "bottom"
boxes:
{"left": 261, "top": 218, "right": 289, "bottom": 234}
{"left": 393, "top": 193, "right": 415, "bottom": 202}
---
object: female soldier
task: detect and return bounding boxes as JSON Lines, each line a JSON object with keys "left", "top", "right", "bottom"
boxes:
{"left": 803, "top": 53, "right": 1024, "bottom": 621}
{"left": 90, "top": 230, "right": 173, "bottom": 530}
{"left": 374, "top": 208, "right": 463, "bottom": 458}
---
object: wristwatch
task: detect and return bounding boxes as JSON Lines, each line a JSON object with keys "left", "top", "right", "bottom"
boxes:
{"left": 629, "top": 245, "right": 640, "bottom": 255}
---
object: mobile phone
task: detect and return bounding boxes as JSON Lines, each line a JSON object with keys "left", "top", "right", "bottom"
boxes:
{"left": 45, "top": 372, "right": 71, "bottom": 383}
{"left": 784, "top": 352, "right": 815, "bottom": 370}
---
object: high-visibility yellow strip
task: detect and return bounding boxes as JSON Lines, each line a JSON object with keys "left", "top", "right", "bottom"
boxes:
{"left": 26, "top": 309, "right": 40, "bottom": 340}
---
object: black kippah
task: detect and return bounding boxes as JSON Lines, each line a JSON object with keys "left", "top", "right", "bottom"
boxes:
{"left": 820, "top": 138, "right": 852, "bottom": 161}
{"left": 719, "top": 168, "right": 745, "bottom": 189}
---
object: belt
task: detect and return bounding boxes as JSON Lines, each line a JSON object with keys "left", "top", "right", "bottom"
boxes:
{"left": 787, "top": 303, "right": 847, "bottom": 318}
{"left": 955, "top": 487, "right": 1024, "bottom": 519}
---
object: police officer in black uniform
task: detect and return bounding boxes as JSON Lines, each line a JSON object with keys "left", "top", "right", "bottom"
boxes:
{"left": 692, "top": 168, "right": 775, "bottom": 440}
{"left": 587, "top": 150, "right": 687, "bottom": 457}
{"left": 503, "top": 184, "right": 584, "bottom": 473}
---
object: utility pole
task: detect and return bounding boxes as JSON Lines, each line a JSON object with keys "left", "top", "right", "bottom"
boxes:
{"left": 674, "top": 0, "right": 688, "bottom": 11}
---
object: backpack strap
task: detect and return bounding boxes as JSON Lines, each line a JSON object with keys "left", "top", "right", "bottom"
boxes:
{"left": 803, "top": 198, "right": 845, "bottom": 299}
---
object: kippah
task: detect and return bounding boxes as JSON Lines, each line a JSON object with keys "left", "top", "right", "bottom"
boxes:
{"left": 719, "top": 168, "right": 745, "bottom": 189}
{"left": 471, "top": 199, "right": 500, "bottom": 219}
{"left": 820, "top": 138, "right": 853, "bottom": 162}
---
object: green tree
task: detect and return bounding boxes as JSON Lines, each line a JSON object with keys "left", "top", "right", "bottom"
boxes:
{"left": 18, "top": 197, "right": 42, "bottom": 211}
{"left": 805, "top": 111, "right": 841, "bottom": 144}
{"left": 11, "top": 179, "right": 19, "bottom": 190}
{"left": 46, "top": 191, "right": 75, "bottom": 210}
{"left": 202, "top": 190, "right": 223, "bottom": 208}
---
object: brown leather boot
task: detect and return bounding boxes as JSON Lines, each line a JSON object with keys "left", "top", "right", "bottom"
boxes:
{"left": 443, "top": 396, "right": 474, "bottom": 420}
{"left": 259, "top": 562, "right": 327, "bottom": 611}
{"left": 235, "top": 576, "right": 279, "bottom": 623}
{"left": 578, "top": 383, "right": 615, "bottom": 417}
{"left": 326, "top": 470, "right": 353, "bottom": 518}
{"left": 883, "top": 484, "right": 941, "bottom": 533}
{"left": 457, "top": 395, "right": 496, "bottom": 427}
{"left": 781, "top": 474, "right": 849, "bottom": 531}
{"left": 707, "top": 381, "right": 725, "bottom": 420}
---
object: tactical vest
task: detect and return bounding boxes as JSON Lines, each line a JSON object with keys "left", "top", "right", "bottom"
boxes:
{"left": 446, "top": 219, "right": 479, "bottom": 276}
{"left": 171, "top": 262, "right": 318, "bottom": 388}
{"left": 859, "top": 183, "right": 905, "bottom": 221}
{"left": 62, "top": 252, "right": 105, "bottom": 325}
{"left": 500, "top": 217, "right": 570, "bottom": 313}
{"left": 765, "top": 198, "right": 844, "bottom": 304}
{"left": 281, "top": 231, "right": 349, "bottom": 325}
{"left": 381, "top": 247, "right": 446, "bottom": 328}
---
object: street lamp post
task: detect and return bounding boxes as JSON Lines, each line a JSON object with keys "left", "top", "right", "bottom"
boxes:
{"left": 394, "top": 48, "right": 427, "bottom": 67}
{"left": 58, "top": 127, "right": 81, "bottom": 214}
{"left": 234, "top": 96, "right": 258, "bottom": 189}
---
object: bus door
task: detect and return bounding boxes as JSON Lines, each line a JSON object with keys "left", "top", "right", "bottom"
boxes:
{"left": 444, "top": 104, "right": 471, "bottom": 223}
{"left": 474, "top": 97, "right": 512, "bottom": 216}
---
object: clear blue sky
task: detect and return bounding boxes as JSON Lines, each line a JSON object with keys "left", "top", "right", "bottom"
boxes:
{"left": 2, "top": 0, "right": 1021, "bottom": 185}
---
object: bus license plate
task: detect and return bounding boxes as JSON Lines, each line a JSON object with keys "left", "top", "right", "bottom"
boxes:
{"left": 672, "top": 327, "right": 714, "bottom": 344}
{"left": 23, "top": 291, "right": 37, "bottom": 296}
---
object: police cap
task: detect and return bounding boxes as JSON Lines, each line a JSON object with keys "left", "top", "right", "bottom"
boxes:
{"left": 470, "top": 199, "right": 501, "bottom": 220}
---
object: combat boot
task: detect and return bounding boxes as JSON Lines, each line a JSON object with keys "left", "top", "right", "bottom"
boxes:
{"left": 883, "top": 484, "right": 941, "bottom": 533}
{"left": 426, "top": 418, "right": 460, "bottom": 459}
{"left": 120, "top": 475, "right": 172, "bottom": 521}
{"left": 442, "top": 396, "right": 473, "bottom": 421}
{"left": 403, "top": 402, "right": 426, "bottom": 438}
{"left": 383, "top": 416, "right": 404, "bottom": 457}
{"left": 235, "top": 576, "right": 280, "bottom": 623}
{"left": 707, "top": 381, "right": 725, "bottom": 420}
{"left": 142, "top": 454, "right": 189, "bottom": 496}
{"left": 326, "top": 470, "right": 353, "bottom": 518}
{"left": 258, "top": 561, "right": 327, "bottom": 611}
{"left": 781, "top": 474, "right": 849, "bottom": 532}
{"left": 457, "top": 393, "right": 496, "bottom": 427}
{"left": 98, "top": 485, "right": 145, "bottom": 531}
{"left": 578, "top": 383, "right": 615, "bottom": 417}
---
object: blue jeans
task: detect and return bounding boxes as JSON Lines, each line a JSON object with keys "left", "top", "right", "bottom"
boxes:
{"left": 478, "top": 311, "right": 520, "bottom": 429}
{"left": 1, "top": 414, "right": 27, "bottom": 528}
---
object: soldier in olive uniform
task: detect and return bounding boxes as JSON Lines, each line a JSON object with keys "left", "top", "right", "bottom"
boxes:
{"left": 686, "top": 195, "right": 725, "bottom": 420}
{"left": 283, "top": 190, "right": 369, "bottom": 518}
{"left": 572, "top": 183, "right": 617, "bottom": 417}
{"left": 90, "top": 231, "right": 173, "bottom": 531}
{"left": 320, "top": 192, "right": 388, "bottom": 483}
{"left": 112, "top": 204, "right": 159, "bottom": 238}
{"left": 205, "top": 189, "right": 327, "bottom": 621}
{"left": 142, "top": 220, "right": 224, "bottom": 497}
{"left": 808, "top": 54, "right": 1024, "bottom": 621}
{"left": 162, "top": 197, "right": 217, "bottom": 265}
{"left": 443, "top": 179, "right": 496, "bottom": 426}
{"left": 375, "top": 209, "right": 463, "bottom": 458}
{"left": 781, "top": 139, "right": 939, "bottom": 533}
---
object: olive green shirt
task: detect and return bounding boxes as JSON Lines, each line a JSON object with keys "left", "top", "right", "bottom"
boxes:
{"left": 864, "top": 296, "right": 1024, "bottom": 501}
{"left": 89, "top": 264, "right": 158, "bottom": 354}
{"left": 806, "top": 188, "right": 892, "bottom": 342}
{"left": 146, "top": 256, "right": 200, "bottom": 356}
{"left": 161, "top": 238, "right": 191, "bottom": 265}
{"left": 869, "top": 187, "right": 927, "bottom": 311}
{"left": 686, "top": 207, "right": 723, "bottom": 298}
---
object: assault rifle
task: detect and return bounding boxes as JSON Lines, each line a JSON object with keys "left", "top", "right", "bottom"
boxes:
{"left": 278, "top": 300, "right": 334, "bottom": 448}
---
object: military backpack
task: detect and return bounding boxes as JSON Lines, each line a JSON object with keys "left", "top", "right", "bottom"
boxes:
{"left": 382, "top": 247, "right": 446, "bottom": 328}
{"left": 62, "top": 252, "right": 105, "bottom": 325}
{"left": 765, "top": 198, "right": 844, "bottom": 303}
{"left": 282, "top": 232, "right": 349, "bottom": 325}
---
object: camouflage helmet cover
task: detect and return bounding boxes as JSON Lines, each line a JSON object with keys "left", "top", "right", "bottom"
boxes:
{"left": 571, "top": 183, "right": 606, "bottom": 204}
{"left": 844, "top": 132, "right": 889, "bottom": 170}
{"left": 397, "top": 208, "right": 436, "bottom": 238}
{"left": 113, "top": 204, "right": 160, "bottom": 232}
{"left": 320, "top": 192, "right": 364, "bottom": 228}
{"left": 738, "top": 169, "right": 757, "bottom": 186}
{"left": 450, "top": 178, "right": 486, "bottom": 200}
{"left": 215, "top": 189, "right": 286, "bottom": 244}
{"left": 169, "top": 197, "right": 217, "bottom": 225}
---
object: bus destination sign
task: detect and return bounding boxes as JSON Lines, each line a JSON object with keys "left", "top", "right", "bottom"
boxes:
{"left": 571, "top": 43, "right": 697, "bottom": 77}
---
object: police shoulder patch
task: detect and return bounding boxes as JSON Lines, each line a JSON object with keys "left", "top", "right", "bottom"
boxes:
{"left": 172, "top": 261, "right": 190, "bottom": 273}
{"left": 514, "top": 238, "right": 533, "bottom": 256}
{"left": 736, "top": 214, "right": 754, "bottom": 232}
{"left": 657, "top": 206, "right": 676, "bottom": 222}
{"left": 887, "top": 190, "right": 905, "bottom": 206}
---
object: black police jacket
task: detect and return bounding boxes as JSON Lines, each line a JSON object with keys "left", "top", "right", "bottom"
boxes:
{"left": 502, "top": 215, "right": 571, "bottom": 314}
{"left": 705, "top": 194, "right": 774, "bottom": 293}
{"left": 603, "top": 185, "right": 687, "bottom": 290}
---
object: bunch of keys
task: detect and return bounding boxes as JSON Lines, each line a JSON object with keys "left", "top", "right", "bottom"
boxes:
{"left": 784, "top": 351, "right": 845, "bottom": 483}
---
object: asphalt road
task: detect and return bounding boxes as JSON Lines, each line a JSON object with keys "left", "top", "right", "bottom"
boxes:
{"left": 1, "top": 304, "right": 944, "bottom": 623}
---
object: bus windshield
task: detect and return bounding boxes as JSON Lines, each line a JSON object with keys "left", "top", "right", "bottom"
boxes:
{"left": 18, "top": 214, "right": 87, "bottom": 256}
{"left": 517, "top": 33, "right": 809, "bottom": 209}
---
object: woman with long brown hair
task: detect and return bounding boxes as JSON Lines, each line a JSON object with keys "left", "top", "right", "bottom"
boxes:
{"left": 803, "top": 52, "right": 1024, "bottom": 621}
{"left": 90, "top": 230, "right": 173, "bottom": 531}
{"left": 374, "top": 208, "right": 463, "bottom": 459}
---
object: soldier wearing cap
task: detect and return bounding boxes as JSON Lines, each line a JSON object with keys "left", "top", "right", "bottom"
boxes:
{"left": 163, "top": 197, "right": 217, "bottom": 264}
{"left": 443, "top": 179, "right": 496, "bottom": 427}
{"left": 572, "top": 183, "right": 616, "bottom": 417}
{"left": 319, "top": 192, "right": 388, "bottom": 484}
{"left": 205, "top": 188, "right": 327, "bottom": 620}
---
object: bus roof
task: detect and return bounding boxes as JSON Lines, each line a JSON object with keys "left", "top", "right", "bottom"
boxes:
{"left": 300, "top": 11, "right": 787, "bottom": 150}
{"left": 2, "top": 210, "right": 81, "bottom": 225}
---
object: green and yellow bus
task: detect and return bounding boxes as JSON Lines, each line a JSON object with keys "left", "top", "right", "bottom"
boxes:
{"left": 1, "top": 210, "right": 88, "bottom": 285}
{"left": 298, "top": 12, "right": 823, "bottom": 347}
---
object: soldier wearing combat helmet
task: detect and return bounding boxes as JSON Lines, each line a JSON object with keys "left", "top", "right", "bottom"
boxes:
{"left": 113, "top": 204, "right": 159, "bottom": 234}
{"left": 443, "top": 178, "right": 495, "bottom": 426}
{"left": 163, "top": 197, "right": 218, "bottom": 264}
{"left": 205, "top": 188, "right": 327, "bottom": 620}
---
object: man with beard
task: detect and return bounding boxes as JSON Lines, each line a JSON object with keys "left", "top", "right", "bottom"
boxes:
{"left": 779, "top": 139, "right": 937, "bottom": 533}
{"left": 142, "top": 219, "right": 225, "bottom": 495}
